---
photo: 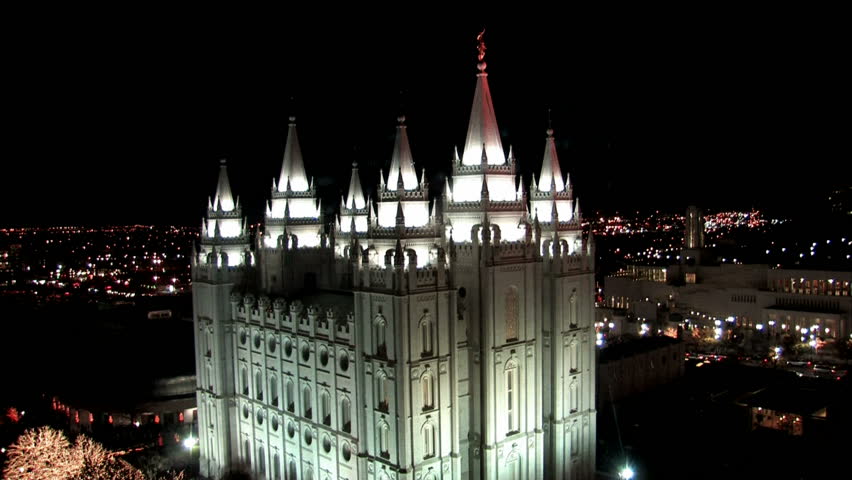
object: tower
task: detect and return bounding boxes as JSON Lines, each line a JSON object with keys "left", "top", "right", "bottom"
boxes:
{"left": 191, "top": 33, "right": 596, "bottom": 480}
{"left": 193, "top": 159, "right": 251, "bottom": 479}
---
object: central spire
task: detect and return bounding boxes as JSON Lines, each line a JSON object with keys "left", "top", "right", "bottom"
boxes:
{"left": 386, "top": 115, "right": 419, "bottom": 190}
{"left": 462, "top": 31, "right": 505, "bottom": 166}
{"left": 278, "top": 116, "right": 309, "bottom": 192}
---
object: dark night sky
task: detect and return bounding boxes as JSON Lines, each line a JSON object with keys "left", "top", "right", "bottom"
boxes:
{"left": 3, "top": 10, "right": 847, "bottom": 226}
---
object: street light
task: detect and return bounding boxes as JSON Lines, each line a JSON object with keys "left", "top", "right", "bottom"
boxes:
{"left": 619, "top": 466, "right": 635, "bottom": 479}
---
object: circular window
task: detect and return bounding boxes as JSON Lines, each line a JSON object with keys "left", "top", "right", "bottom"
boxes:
{"left": 320, "top": 346, "right": 329, "bottom": 367}
{"left": 287, "top": 421, "right": 295, "bottom": 438}
{"left": 242, "top": 405, "right": 249, "bottom": 419}
{"left": 254, "top": 333, "right": 262, "bottom": 349}
{"left": 322, "top": 434, "right": 332, "bottom": 453}
{"left": 256, "top": 410, "right": 264, "bottom": 425}
{"left": 271, "top": 415, "right": 279, "bottom": 432}
{"left": 338, "top": 350, "right": 349, "bottom": 372}
{"left": 301, "top": 343, "right": 310, "bottom": 362}
{"left": 341, "top": 442, "right": 351, "bottom": 462}
{"left": 239, "top": 329, "right": 247, "bottom": 345}
{"left": 304, "top": 428, "right": 313, "bottom": 446}
{"left": 268, "top": 336, "right": 277, "bottom": 353}
{"left": 284, "top": 338, "right": 293, "bottom": 357}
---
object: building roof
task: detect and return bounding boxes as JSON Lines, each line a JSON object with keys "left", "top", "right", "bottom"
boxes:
{"left": 462, "top": 61, "right": 505, "bottom": 166}
{"left": 278, "top": 117, "right": 309, "bottom": 192}
{"left": 345, "top": 163, "right": 366, "bottom": 209}
{"left": 537, "top": 128, "right": 566, "bottom": 192}
{"left": 386, "top": 116, "right": 419, "bottom": 190}
{"left": 213, "top": 159, "right": 235, "bottom": 212}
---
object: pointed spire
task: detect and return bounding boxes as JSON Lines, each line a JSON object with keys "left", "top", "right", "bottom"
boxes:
{"left": 444, "top": 177, "right": 453, "bottom": 202}
{"left": 462, "top": 32, "right": 505, "bottom": 166}
{"left": 395, "top": 201, "right": 405, "bottom": 227}
{"left": 574, "top": 197, "right": 581, "bottom": 222}
{"left": 516, "top": 178, "right": 523, "bottom": 201}
{"left": 214, "top": 159, "right": 236, "bottom": 212}
{"left": 508, "top": 145, "right": 515, "bottom": 165}
{"left": 345, "top": 162, "right": 366, "bottom": 209}
{"left": 453, "top": 146, "right": 461, "bottom": 165}
{"left": 387, "top": 115, "right": 419, "bottom": 190}
{"left": 419, "top": 167, "right": 427, "bottom": 188}
{"left": 538, "top": 128, "right": 565, "bottom": 193}
{"left": 481, "top": 175, "right": 490, "bottom": 200}
{"left": 379, "top": 169, "right": 386, "bottom": 190}
{"left": 278, "top": 117, "right": 309, "bottom": 192}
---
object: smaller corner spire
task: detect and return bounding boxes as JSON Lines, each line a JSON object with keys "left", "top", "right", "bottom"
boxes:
{"left": 214, "top": 158, "right": 235, "bottom": 212}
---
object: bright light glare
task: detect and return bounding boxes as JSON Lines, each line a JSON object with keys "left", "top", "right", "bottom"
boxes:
{"left": 183, "top": 436, "right": 198, "bottom": 449}
{"left": 619, "top": 466, "right": 635, "bottom": 479}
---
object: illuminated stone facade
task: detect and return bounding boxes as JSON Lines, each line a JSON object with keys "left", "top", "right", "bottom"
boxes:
{"left": 192, "top": 49, "right": 596, "bottom": 480}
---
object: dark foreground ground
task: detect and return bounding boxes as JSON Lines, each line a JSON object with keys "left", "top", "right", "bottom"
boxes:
{"left": 597, "top": 358, "right": 852, "bottom": 479}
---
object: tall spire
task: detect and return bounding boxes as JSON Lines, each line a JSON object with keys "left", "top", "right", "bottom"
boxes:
{"left": 462, "top": 31, "right": 505, "bottom": 166}
{"left": 278, "top": 116, "right": 309, "bottom": 192}
{"left": 538, "top": 128, "right": 565, "bottom": 192}
{"left": 386, "top": 115, "right": 419, "bottom": 190}
{"left": 345, "top": 162, "right": 366, "bottom": 209}
{"left": 214, "top": 159, "right": 235, "bottom": 211}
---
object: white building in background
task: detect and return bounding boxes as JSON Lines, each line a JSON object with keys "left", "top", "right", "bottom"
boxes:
{"left": 604, "top": 208, "right": 852, "bottom": 343}
{"left": 192, "top": 38, "right": 596, "bottom": 480}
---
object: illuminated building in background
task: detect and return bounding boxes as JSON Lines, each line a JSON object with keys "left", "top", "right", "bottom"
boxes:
{"left": 604, "top": 206, "right": 851, "bottom": 347}
{"left": 192, "top": 37, "right": 596, "bottom": 480}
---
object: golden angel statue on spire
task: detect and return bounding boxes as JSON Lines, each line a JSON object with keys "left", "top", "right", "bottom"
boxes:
{"left": 476, "top": 29, "right": 486, "bottom": 61}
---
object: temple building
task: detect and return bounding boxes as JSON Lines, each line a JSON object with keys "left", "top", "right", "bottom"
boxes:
{"left": 192, "top": 37, "right": 596, "bottom": 480}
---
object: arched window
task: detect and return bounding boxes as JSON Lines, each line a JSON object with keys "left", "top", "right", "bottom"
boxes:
{"left": 378, "top": 421, "right": 390, "bottom": 458}
{"left": 206, "top": 328, "right": 214, "bottom": 357}
{"left": 375, "top": 314, "right": 387, "bottom": 358}
{"left": 244, "top": 439, "right": 251, "bottom": 467}
{"left": 303, "top": 385, "right": 312, "bottom": 419}
{"left": 321, "top": 390, "right": 331, "bottom": 426}
{"left": 505, "top": 360, "right": 519, "bottom": 434}
{"left": 273, "top": 453, "right": 281, "bottom": 480}
{"left": 285, "top": 378, "right": 294, "bottom": 412}
{"left": 423, "top": 422, "right": 435, "bottom": 458}
{"left": 340, "top": 396, "right": 352, "bottom": 433}
{"left": 569, "top": 377, "right": 579, "bottom": 413}
{"left": 206, "top": 364, "right": 213, "bottom": 391}
{"left": 420, "top": 314, "right": 433, "bottom": 357}
{"left": 506, "top": 286, "right": 519, "bottom": 341}
{"left": 241, "top": 366, "right": 249, "bottom": 396}
{"left": 569, "top": 339, "right": 580, "bottom": 373}
{"left": 570, "top": 422, "right": 580, "bottom": 458}
{"left": 505, "top": 450, "right": 521, "bottom": 480}
{"left": 421, "top": 372, "right": 434, "bottom": 410}
{"left": 376, "top": 370, "right": 389, "bottom": 412}
{"left": 257, "top": 446, "right": 265, "bottom": 475}
{"left": 255, "top": 370, "right": 263, "bottom": 401}
{"left": 287, "top": 460, "right": 297, "bottom": 480}
{"left": 270, "top": 375, "right": 278, "bottom": 407}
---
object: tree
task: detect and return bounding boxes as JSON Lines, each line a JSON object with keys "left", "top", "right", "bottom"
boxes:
{"left": 3, "top": 426, "right": 184, "bottom": 480}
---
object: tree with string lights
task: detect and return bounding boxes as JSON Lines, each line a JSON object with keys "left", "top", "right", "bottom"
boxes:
{"left": 3, "top": 426, "right": 185, "bottom": 480}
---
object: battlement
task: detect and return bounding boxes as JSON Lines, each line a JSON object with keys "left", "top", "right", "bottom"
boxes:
{"left": 231, "top": 294, "right": 355, "bottom": 345}
{"left": 453, "top": 162, "right": 516, "bottom": 175}
{"left": 270, "top": 187, "right": 316, "bottom": 199}
{"left": 192, "top": 263, "right": 245, "bottom": 283}
{"left": 378, "top": 187, "right": 428, "bottom": 201}
{"left": 445, "top": 199, "right": 526, "bottom": 212}
{"left": 370, "top": 224, "right": 442, "bottom": 239}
